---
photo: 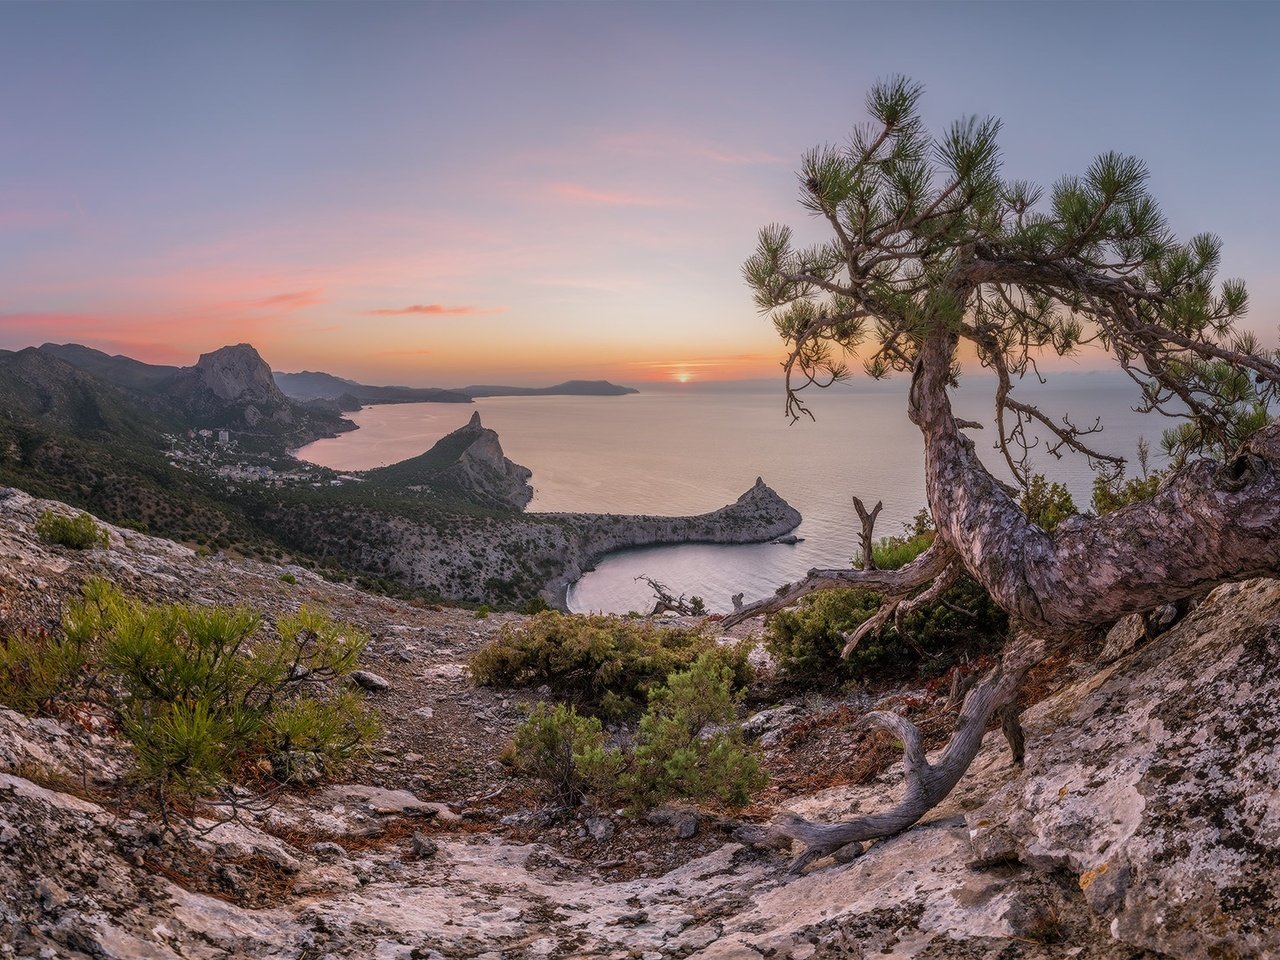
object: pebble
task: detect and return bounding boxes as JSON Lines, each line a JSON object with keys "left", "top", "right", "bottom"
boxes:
{"left": 411, "top": 833, "right": 439, "bottom": 859}
{"left": 311, "top": 842, "right": 346, "bottom": 861}
{"left": 351, "top": 670, "right": 391, "bottom": 692}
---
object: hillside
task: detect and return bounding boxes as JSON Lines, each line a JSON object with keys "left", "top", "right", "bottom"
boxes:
{"left": 0, "top": 489, "right": 1276, "bottom": 958}
{"left": 0, "top": 359, "right": 797, "bottom": 608}
{"left": 363, "top": 411, "right": 534, "bottom": 509}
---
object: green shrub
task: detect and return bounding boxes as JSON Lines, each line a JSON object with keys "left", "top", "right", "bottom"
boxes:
{"left": 278, "top": 572, "right": 298, "bottom": 585}
{"left": 871, "top": 531, "right": 935, "bottom": 569}
{"left": 56, "top": 579, "right": 378, "bottom": 806}
{"left": 475, "top": 604, "right": 490, "bottom": 620}
{"left": 521, "top": 596, "right": 551, "bottom": 615}
{"left": 507, "top": 702, "right": 622, "bottom": 807}
{"left": 470, "top": 612, "right": 752, "bottom": 718}
{"left": 34, "top": 509, "right": 108, "bottom": 550}
{"left": 0, "top": 629, "right": 93, "bottom": 715}
{"left": 267, "top": 689, "right": 381, "bottom": 782}
{"left": 765, "top": 578, "right": 1006, "bottom": 686}
{"left": 1019, "top": 474, "right": 1077, "bottom": 532}
{"left": 619, "top": 655, "right": 765, "bottom": 810}
{"left": 1092, "top": 470, "right": 1165, "bottom": 514}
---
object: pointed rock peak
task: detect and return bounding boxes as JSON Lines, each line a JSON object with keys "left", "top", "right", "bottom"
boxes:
{"left": 754, "top": 476, "right": 765, "bottom": 488}
{"left": 194, "top": 343, "right": 281, "bottom": 402}
{"left": 467, "top": 411, "right": 483, "bottom": 428}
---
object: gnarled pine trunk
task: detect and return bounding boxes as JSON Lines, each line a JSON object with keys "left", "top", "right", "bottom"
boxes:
{"left": 738, "top": 326, "right": 1280, "bottom": 869}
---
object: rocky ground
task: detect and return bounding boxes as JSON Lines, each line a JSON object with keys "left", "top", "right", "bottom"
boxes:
{"left": 1, "top": 486, "right": 1277, "bottom": 959}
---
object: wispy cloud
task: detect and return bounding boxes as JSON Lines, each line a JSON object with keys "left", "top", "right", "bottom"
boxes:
{"left": 598, "top": 131, "right": 786, "bottom": 167}
{"left": 550, "top": 182, "right": 678, "bottom": 208}
{"left": 367, "top": 304, "right": 505, "bottom": 317}
{"left": 242, "top": 290, "right": 325, "bottom": 309}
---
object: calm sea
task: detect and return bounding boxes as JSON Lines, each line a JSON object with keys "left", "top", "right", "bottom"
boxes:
{"left": 296, "top": 373, "right": 1168, "bottom": 614}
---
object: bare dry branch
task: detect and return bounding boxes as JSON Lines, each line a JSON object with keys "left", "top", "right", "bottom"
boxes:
{"left": 852, "top": 496, "right": 883, "bottom": 570}
{"left": 718, "top": 541, "right": 956, "bottom": 629}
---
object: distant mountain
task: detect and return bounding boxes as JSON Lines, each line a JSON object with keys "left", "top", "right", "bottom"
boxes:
{"left": 30, "top": 342, "right": 350, "bottom": 447}
{"left": 274, "top": 370, "right": 637, "bottom": 403}
{"left": 273, "top": 371, "right": 472, "bottom": 405}
{"left": 0, "top": 347, "right": 168, "bottom": 443}
{"left": 39, "top": 343, "right": 181, "bottom": 391}
{"left": 459, "top": 380, "right": 639, "bottom": 397}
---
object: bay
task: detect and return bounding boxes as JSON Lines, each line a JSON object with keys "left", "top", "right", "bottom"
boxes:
{"left": 295, "top": 372, "right": 1167, "bottom": 615}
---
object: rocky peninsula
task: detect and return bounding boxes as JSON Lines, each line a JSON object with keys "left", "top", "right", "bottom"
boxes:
{"left": 282, "top": 414, "right": 802, "bottom": 609}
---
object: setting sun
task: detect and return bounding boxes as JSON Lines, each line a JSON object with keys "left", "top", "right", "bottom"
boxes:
{"left": 673, "top": 371, "right": 693, "bottom": 383}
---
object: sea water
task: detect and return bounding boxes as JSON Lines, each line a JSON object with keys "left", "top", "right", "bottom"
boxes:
{"left": 296, "top": 373, "right": 1167, "bottom": 614}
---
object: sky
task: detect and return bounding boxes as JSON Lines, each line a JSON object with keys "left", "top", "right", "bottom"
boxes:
{"left": 1, "top": 1, "right": 1277, "bottom": 386}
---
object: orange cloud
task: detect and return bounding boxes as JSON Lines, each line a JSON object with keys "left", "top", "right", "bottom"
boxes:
{"left": 367, "top": 304, "right": 505, "bottom": 316}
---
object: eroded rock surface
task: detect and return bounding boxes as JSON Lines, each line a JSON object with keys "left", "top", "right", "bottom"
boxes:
{"left": 0, "top": 489, "right": 1277, "bottom": 958}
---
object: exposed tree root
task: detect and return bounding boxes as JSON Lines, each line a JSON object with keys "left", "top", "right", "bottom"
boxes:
{"left": 738, "top": 640, "right": 1037, "bottom": 872}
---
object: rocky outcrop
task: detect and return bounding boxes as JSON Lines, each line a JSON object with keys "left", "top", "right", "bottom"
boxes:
{"left": 965, "top": 577, "right": 1280, "bottom": 958}
{"left": 166, "top": 343, "right": 299, "bottom": 430}
{"left": 195, "top": 344, "right": 285, "bottom": 406}
{"left": 450, "top": 412, "right": 534, "bottom": 510}
{"left": 364, "top": 412, "right": 534, "bottom": 510}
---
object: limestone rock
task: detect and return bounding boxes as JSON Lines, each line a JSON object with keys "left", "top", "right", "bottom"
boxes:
{"left": 351, "top": 669, "right": 391, "bottom": 692}
{"left": 968, "top": 578, "right": 1280, "bottom": 958}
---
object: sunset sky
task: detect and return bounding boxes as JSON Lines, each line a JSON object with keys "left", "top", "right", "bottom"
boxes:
{"left": 2, "top": 2, "right": 1277, "bottom": 385}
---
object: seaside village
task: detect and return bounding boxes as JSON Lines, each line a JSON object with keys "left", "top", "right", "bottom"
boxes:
{"left": 167, "top": 428, "right": 362, "bottom": 488}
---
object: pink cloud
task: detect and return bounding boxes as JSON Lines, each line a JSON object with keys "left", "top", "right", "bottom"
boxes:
{"left": 241, "top": 290, "right": 325, "bottom": 310}
{"left": 367, "top": 304, "right": 504, "bottom": 317}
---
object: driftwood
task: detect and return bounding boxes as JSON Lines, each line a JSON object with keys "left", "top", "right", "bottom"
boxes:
{"left": 636, "top": 576, "right": 705, "bottom": 617}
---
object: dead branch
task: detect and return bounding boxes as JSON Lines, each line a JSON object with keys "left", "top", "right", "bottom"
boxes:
{"left": 852, "top": 496, "right": 883, "bottom": 570}
{"left": 636, "top": 576, "right": 705, "bottom": 617}
{"left": 718, "top": 540, "right": 955, "bottom": 629}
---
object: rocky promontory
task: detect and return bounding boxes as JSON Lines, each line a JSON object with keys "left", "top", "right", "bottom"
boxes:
{"left": 267, "top": 472, "right": 801, "bottom": 609}
{"left": 364, "top": 411, "right": 534, "bottom": 510}
{"left": 544, "top": 476, "right": 803, "bottom": 607}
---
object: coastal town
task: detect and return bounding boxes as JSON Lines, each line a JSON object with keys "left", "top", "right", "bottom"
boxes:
{"left": 165, "top": 428, "right": 363, "bottom": 488}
